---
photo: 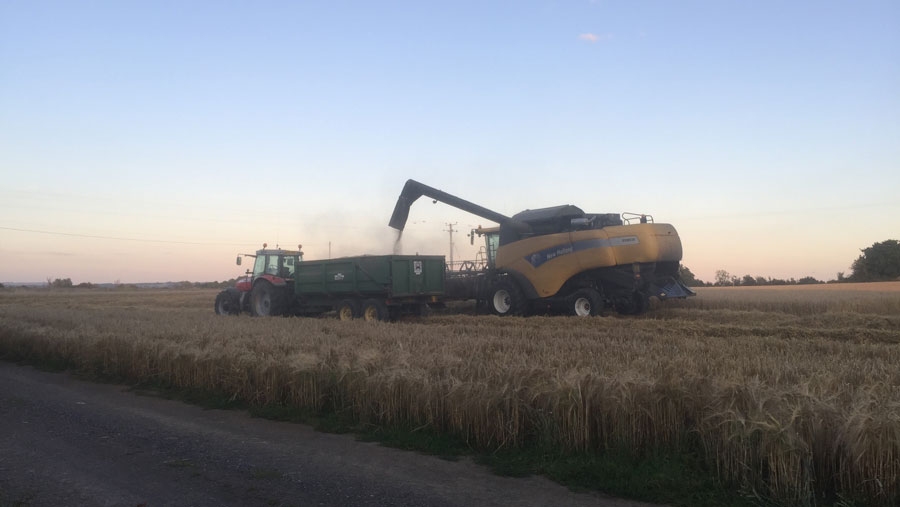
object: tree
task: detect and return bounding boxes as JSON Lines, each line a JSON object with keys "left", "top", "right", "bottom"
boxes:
{"left": 741, "top": 275, "right": 757, "bottom": 286}
{"left": 48, "top": 278, "right": 73, "bottom": 288}
{"left": 797, "top": 276, "right": 821, "bottom": 285}
{"left": 679, "top": 265, "right": 705, "bottom": 287}
{"left": 714, "top": 270, "right": 731, "bottom": 286}
{"left": 850, "top": 240, "right": 900, "bottom": 282}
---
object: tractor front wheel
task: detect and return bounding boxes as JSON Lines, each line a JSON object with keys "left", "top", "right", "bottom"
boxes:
{"left": 214, "top": 288, "right": 241, "bottom": 315}
{"left": 250, "top": 282, "right": 286, "bottom": 317}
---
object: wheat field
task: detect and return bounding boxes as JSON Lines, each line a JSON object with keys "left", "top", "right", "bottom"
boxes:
{"left": 1, "top": 283, "right": 898, "bottom": 505}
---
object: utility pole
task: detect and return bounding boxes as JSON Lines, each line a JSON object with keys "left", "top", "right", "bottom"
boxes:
{"left": 328, "top": 241, "right": 332, "bottom": 259}
{"left": 444, "top": 222, "right": 457, "bottom": 267}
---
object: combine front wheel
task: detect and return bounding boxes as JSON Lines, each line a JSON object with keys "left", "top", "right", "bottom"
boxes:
{"left": 489, "top": 280, "right": 525, "bottom": 316}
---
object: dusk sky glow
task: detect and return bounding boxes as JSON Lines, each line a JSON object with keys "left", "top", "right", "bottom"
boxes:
{"left": 1, "top": 1, "right": 898, "bottom": 284}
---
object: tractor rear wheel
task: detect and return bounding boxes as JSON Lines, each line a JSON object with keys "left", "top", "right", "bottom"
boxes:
{"left": 567, "top": 288, "right": 602, "bottom": 317}
{"left": 250, "top": 281, "right": 286, "bottom": 317}
{"left": 488, "top": 279, "right": 525, "bottom": 316}
{"left": 336, "top": 299, "right": 360, "bottom": 321}
{"left": 214, "top": 288, "right": 241, "bottom": 315}
{"left": 361, "top": 299, "right": 390, "bottom": 321}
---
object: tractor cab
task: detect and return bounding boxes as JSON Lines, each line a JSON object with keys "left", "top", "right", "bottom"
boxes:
{"left": 216, "top": 243, "right": 304, "bottom": 316}
{"left": 234, "top": 244, "right": 303, "bottom": 292}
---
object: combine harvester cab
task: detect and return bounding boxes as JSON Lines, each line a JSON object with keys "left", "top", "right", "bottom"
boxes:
{"left": 389, "top": 179, "right": 695, "bottom": 316}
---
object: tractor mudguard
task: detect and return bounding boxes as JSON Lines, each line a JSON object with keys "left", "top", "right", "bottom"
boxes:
{"left": 258, "top": 274, "right": 288, "bottom": 287}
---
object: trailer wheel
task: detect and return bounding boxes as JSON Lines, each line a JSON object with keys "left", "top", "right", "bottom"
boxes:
{"left": 336, "top": 299, "right": 360, "bottom": 321}
{"left": 568, "top": 288, "right": 602, "bottom": 317}
{"left": 361, "top": 299, "right": 389, "bottom": 322}
{"left": 250, "top": 281, "right": 285, "bottom": 317}
{"left": 489, "top": 279, "right": 525, "bottom": 316}
{"left": 214, "top": 288, "right": 241, "bottom": 315}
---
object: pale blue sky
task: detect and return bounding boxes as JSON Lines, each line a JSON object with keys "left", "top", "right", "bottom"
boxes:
{"left": 1, "top": 1, "right": 898, "bottom": 283}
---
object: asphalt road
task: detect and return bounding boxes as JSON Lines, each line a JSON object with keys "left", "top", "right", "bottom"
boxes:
{"left": 0, "top": 362, "right": 658, "bottom": 507}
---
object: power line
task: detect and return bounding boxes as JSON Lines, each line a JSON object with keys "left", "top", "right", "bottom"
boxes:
{"left": 444, "top": 222, "right": 457, "bottom": 266}
{"left": 0, "top": 226, "right": 256, "bottom": 246}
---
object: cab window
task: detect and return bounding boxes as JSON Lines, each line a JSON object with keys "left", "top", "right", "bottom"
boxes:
{"left": 486, "top": 233, "right": 499, "bottom": 268}
{"left": 253, "top": 255, "right": 266, "bottom": 276}
{"left": 282, "top": 256, "right": 298, "bottom": 277}
{"left": 266, "top": 255, "right": 280, "bottom": 275}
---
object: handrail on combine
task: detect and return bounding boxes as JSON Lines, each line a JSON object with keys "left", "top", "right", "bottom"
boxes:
{"left": 622, "top": 212, "right": 654, "bottom": 225}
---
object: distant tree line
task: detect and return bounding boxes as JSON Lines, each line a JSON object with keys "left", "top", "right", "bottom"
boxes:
{"left": 680, "top": 239, "right": 900, "bottom": 287}
{"left": 41, "top": 278, "right": 239, "bottom": 289}
{"left": 679, "top": 267, "right": 825, "bottom": 287}
{"left": 171, "top": 279, "right": 239, "bottom": 289}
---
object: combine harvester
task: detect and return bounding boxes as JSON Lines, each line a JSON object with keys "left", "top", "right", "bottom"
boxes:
{"left": 389, "top": 180, "right": 694, "bottom": 317}
{"left": 214, "top": 180, "right": 693, "bottom": 320}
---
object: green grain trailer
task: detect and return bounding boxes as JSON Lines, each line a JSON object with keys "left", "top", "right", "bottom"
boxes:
{"left": 294, "top": 254, "right": 445, "bottom": 321}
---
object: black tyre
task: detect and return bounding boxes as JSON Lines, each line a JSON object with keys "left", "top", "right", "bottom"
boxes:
{"left": 488, "top": 279, "right": 525, "bottom": 316}
{"left": 214, "top": 288, "right": 241, "bottom": 316}
{"left": 250, "top": 281, "right": 286, "bottom": 317}
{"left": 567, "top": 288, "right": 603, "bottom": 317}
{"left": 336, "top": 299, "right": 360, "bottom": 321}
{"left": 615, "top": 291, "right": 650, "bottom": 315}
{"left": 361, "top": 299, "right": 390, "bottom": 321}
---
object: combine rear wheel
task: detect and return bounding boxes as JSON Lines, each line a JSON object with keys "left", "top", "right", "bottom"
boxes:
{"left": 361, "top": 299, "right": 390, "bottom": 321}
{"left": 567, "top": 288, "right": 602, "bottom": 317}
{"left": 250, "top": 281, "right": 286, "bottom": 317}
{"left": 615, "top": 291, "right": 650, "bottom": 315}
{"left": 214, "top": 288, "right": 241, "bottom": 315}
{"left": 489, "top": 279, "right": 525, "bottom": 316}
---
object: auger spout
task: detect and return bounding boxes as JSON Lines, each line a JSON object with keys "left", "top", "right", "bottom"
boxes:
{"left": 388, "top": 179, "right": 520, "bottom": 231}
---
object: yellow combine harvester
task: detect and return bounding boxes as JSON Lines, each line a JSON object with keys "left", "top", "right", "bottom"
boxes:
{"left": 389, "top": 180, "right": 694, "bottom": 316}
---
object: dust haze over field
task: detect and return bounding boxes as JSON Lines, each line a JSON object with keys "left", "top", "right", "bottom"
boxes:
{"left": 1, "top": 283, "right": 899, "bottom": 506}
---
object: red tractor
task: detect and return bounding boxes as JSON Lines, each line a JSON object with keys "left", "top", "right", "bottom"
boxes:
{"left": 214, "top": 244, "right": 303, "bottom": 317}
